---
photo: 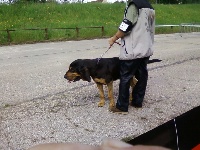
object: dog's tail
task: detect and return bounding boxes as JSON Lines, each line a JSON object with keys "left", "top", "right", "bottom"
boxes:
{"left": 148, "top": 59, "right": 162, "bottom": 64}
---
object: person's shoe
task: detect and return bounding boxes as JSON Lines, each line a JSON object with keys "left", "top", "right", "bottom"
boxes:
{"left": 109, "top": 107, "right": 128, "bottom": 115}
{"left": 130, "top": 103, "right": 142, "bottom": 108}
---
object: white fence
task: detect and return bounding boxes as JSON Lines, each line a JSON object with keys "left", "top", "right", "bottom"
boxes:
{"left": 0, "top": 0, "right": 14, "bottom": 4}
{"left": 180, "top": 23, "right": 200, "bottom": 32}
{"left": 156, "top": 23, "right": 200, "bottom": 33}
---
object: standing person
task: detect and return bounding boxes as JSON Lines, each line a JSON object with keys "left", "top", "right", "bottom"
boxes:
{"left": 108, "top": 0, "right": 155, "bottom": 114}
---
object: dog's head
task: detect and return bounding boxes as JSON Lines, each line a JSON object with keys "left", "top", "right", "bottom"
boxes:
{"left": 64, "top": 59, "right": 91, "bottom": 82}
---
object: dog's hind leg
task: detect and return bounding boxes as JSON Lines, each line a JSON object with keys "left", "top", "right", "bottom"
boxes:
{"left": 129, "top": 77, "right": 138, "bottom": 104}
{"left": 96, "top": 83, "right": 106, "bottom": 107}
{"left": 107, "top": 81, "right": 115, "bottom": 109}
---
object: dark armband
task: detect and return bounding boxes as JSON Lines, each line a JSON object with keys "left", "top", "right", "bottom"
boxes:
{"left": 119, "top": 19, "right": 133, "bottom": 33}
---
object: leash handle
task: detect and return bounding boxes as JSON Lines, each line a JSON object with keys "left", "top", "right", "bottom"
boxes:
{"left": 115, "top": 41, "right": 121, "bottom": 45}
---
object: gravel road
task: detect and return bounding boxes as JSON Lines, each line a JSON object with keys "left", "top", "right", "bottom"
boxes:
{"left": 0, "top": 33, "right": 200, "bottom": 150}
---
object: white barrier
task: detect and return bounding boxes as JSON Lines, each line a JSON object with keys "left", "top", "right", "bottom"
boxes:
{"left": 155, "top": 23, "right": 200, "bottom": 33}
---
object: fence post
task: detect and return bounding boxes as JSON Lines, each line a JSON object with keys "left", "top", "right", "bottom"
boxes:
{"left": 45, "top": 28, "right": 48, "bottom": 40}
{"left": 101, "top": 26, "right": 104, "bottom": 37}
{"left": 6, "top": 29, "right": 11, "bottom": 43}
{"left": 76, "top": 27, "right": 79, "bottom": 38}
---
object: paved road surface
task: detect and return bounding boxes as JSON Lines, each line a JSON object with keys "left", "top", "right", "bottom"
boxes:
{"left": 0, "top": 33, "right": 200, "bottom": 150}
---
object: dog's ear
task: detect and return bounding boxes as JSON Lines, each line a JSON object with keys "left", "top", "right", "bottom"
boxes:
{"left": 79, "top": 66, "right": 91, "bottom": 82}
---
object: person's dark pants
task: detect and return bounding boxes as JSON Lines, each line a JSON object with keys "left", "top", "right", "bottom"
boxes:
{"left": 116, "top": 57, "right": 150, "bottom": 112}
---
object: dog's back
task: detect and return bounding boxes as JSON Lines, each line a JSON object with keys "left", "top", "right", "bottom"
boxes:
{"left": 94, "top": 57, "right": 120, "bottom": 83}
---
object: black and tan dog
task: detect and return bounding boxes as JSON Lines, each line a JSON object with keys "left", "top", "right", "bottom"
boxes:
{"left": 64, "top": 57, "right": 161, "bottom": 108}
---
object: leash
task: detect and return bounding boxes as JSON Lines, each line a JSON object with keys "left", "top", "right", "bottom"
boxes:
{"left": 97, "top": 45, "right": 112, "bottom": 64}
{"left": 97, "top": 41, "right": 121, "bottom": 64}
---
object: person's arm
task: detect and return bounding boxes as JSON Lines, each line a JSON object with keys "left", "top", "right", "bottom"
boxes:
{"left": 108, "top": 30, "right": 125, "bottom": 46}
{"left": 108, "top": 4, "right": 138, "bottom": 46}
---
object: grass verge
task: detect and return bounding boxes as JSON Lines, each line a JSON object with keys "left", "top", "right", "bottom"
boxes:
{"left": 0, "top": 3, "right": 199, "bottom": 45}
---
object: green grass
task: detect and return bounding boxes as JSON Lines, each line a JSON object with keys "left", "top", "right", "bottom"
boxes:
{"left": 0, "top": 3, "right": 123, "bottom": 29}
{"left": 0, "top": 3, "right": 200, "bottom": 45}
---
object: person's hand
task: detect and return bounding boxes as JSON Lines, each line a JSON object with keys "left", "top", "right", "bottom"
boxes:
{"left": 108, "top": 36, "right": 116, "bottom": 47}
{"left": 28, "top": 139, "right": 171, "bottom": 150}
{"left": 101, "top": 139, "right": 171, "bottom": 150}
{"left": 28, "top": 142, "right": 100, "bottom": 150}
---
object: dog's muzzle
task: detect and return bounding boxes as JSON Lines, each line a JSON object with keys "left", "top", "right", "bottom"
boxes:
{"left": 64, "top": 73, "right": 81, "bottom": 82}
{"left": 64, "top": 74, "right": 68, "bottom": 79}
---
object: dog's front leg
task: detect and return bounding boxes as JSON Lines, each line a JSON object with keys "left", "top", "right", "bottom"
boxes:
{"left": 96, "top": 83, "right": 105, "bottom": 107}
{"left": 107, "top": 81, "right": 115, "bottom": 109}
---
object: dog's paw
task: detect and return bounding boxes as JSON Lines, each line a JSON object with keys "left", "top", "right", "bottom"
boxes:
{"left": 109, "top": 102, "right": 115, "bottom": 109}
{"left": 98, "top": 101, "right": 105, "bottom": 107}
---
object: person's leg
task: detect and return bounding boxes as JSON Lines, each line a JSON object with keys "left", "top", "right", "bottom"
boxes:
{"left": 132, "top": 57, "right": 150, "bottom": 107}
{"left": 114, "top": 59, "right": 139, "bottom": 112}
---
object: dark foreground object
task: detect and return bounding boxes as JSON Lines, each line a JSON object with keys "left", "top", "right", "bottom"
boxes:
{"left": 127, "top": 106, "right": 200, "bottom": 150}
